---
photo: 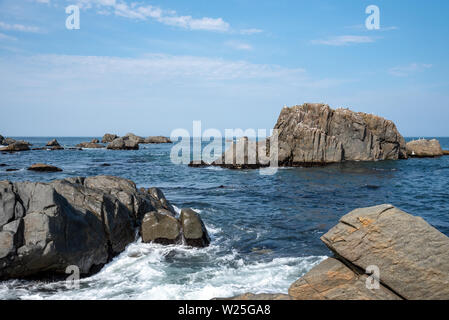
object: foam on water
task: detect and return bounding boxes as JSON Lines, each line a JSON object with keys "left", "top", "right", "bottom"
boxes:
{"left": 0, "top": 238, "right": 326, "bottom": 300}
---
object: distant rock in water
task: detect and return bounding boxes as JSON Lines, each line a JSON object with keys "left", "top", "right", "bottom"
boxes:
{"left": 0, "top": 141, "right": 31, "bottom": 152}
{"left": 0, "top": 176, "right": 181, "bottom": 280}
{"left": 46, "top": 139, "right": 60, "bottom": 147}
{"left": 5, "top": 168, "right": 18, "bottom": 172}
{"left": 211, "top": 103, "right": 407, "bottom": 169}
{"left": 107, "top": 137, "right": 139, "bottom": 150}
{"left": 143, "top": 136, "right": 172, "bottom": 144}
{"left": 76, "top": 141, "right": 104, "bottom": 149}
{"left": 27, "top": 163, "right": 63, "bottom": 172}
{"left": 0, "top": 135, "right": 5, "bottom": 145}
{"left": 91, "top": 138, "right": 100, "bottom": 144}
{"left": 406, "top": 139, "right": 443, "bottom": 157}
{"left": 101, "top": 133, "right": 118, "bottom": 143}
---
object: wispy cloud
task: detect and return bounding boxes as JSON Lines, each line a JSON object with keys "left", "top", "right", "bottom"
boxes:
{"left": 311, "top": 35, "right": 376, "bottom": 46}
{"left": 389, "top": 63, "right": 432, "bottom": 77}
{"left": 0, "top": 21, "right": 40, "bottom": 33}
{"left": 0, "top": 32, "right": 17, "bottom": 41}
{"left": 240, "top": 28, "right": 263, "bottom": 35}
{"left": 71, "top": 0, "right": 230, "bottom": 32}
{"left": 225, "top": 40, "right": 253, "bottom": 51}
{"left": 345, "top": 24, "right": 398, "bottom": 32}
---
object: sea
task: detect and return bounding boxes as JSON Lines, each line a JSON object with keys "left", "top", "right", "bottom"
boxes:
{"left": 0, "top": 137, "right": 448, "bottom": 300}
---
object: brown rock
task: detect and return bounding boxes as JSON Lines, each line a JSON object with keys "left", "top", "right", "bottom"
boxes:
{"left": 101, "top": 133, "right": 118, "bottom": 143}
{"left": 46, "top": 139, "right": 61, "bottom": 147}
{"left": 141, "top": 211, "right": 181, "bottom": 245}
{"left": 406, "top": 139, "right": 444, "bottom": 157}
{"left": 288, "top": 258, "right": 400, "bottom": 300}
{"left": 27, "top": 163, "right": 63, "bottom": 172}
{"left": 0, "top": 142, "right": 30, "bottom": 152}
{"left": 143, "top": 136, "right": 172, "bottom": 144}
{"left": 106, "top": 137, "right": 139, "bottom": 150}
{"left": 76, "top": 142, "right": 104, "bottom": 149}
{"left": 321, "top": 204, "right": 449, "bottom": 300}
{"left": 180, "top": 208, "right": 210, "bottom": 247}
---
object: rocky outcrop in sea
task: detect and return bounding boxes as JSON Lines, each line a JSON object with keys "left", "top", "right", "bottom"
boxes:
{"left": 0, "top": 175, "right": 209, "bottom": 280}
{"left": 406, "top": 138, "right": 446, "bottom": 157}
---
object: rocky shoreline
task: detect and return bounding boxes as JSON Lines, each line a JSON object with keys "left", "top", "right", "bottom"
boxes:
{"left": 0, "top": 176, "right": 209, "bottom": 280}
{"left": 222, "top": 204, "right": 449, "bottom": 300}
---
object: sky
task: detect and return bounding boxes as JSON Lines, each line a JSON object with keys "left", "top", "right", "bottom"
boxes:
{"left": 0, "top": 0, "right": 448, "bottom": 137}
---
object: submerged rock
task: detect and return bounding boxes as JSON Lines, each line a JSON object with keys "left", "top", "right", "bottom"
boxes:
{"left": 106, "top": 137, "right": 139, "bottom": 150}
{"left": 27, "top": 163, "right": 63, "bottom": 172}
{"left": 406, "top": 139, "right": 443, "bottom": 157}
{"left": 101, "top": 133, "right": 118, "bottom": 143}
{"left": 0, "top": 176, "right": 177, "bottom": 280}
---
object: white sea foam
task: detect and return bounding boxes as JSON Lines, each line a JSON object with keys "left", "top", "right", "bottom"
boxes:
{"left": 0, "top": 238, "right": 326, "bottom": 300}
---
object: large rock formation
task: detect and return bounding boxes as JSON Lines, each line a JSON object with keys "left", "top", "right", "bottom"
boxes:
{"left": 0, "top": 176, "right": 178, "bottom": 279}
{"left": 107, "top": 137, "right": 139, "bottom": 150}
{"left": 219, "top": 204, "right": 449, "bottom": 300}
{"left": 211, "top": 104, "right": 407, "bottom": 169}
{"left": 406, "top": 139, "right": 444, "bottom": 157}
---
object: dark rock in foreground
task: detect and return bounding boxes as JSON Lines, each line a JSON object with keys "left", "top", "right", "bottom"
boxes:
{"left": 140, "top": 208, "right": 210, "bottom": 248}
{"left": 27, "top": 163, "right": 63, "bottom": 172}
{"left": 218, "top": 204, "right": 449, "bottom": 300}
{"left": 406, "top": 139, "right": 444, "bottom": 157}
{"left": 0, "top": 176, "right": 180, "bottom": 279}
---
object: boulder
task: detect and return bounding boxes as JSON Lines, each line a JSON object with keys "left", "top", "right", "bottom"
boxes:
{"left": 0, "top": 176, "right": 176, "bottom": 279}
{"left": 141, "top": 211, "right": 181, "bottom": 245}
{"left": 75, "top": 142, "right": 104, "bottom": 149}
{"left": 91, "top": 138, "right": 100, "bottom": 144}
{"left": 124, "top": 133, "right": 145, "bottom": 144}
{"left": 107, "top": 137, "right": 139, "bottom": 150}
{"left": 288, "top": 257, "right": 400, "bottom": 300}
{"left": 406, "top": 139, "right": 443, "bottom": 157}
{"left": 101, "top": 133, "right": 118, "bottom": 143}
{"left": 46, "top": 139, "right": 61, "bottom": 147}
{"left": 3, "top": 138, "right": 16, "bottom": 145}
{"left": 211, "top": 104, "right": 407, "bottom": 169}
{"left": 320, "top": 204, "right": 449, "bottom": 300}
{"left": 180, "top": 208, "right": 210, "bottom": 247}
{"left": 0, "top": 135, "right": 4, "bottom": 145}
{"left": 0, "top": 142, "right": 30, "bottom": 152}
{"left": 143, "top": 136, "right": 172, "bottom": 144}
{"left": 27, "top": 163, "right": 63, "bottom": 172}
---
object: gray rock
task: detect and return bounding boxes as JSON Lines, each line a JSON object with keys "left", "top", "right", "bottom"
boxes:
{"left": 180, "top": 208, "right": 210, "bottom": 248}
{"left": 0, "top": 176, "right": 176, "bottom": 279}
{"left": 46, "top": 139, "right": 61, "bottom": 147}
{"left": 106, "top": 137, "right": 139, "bottom": 150}
{"left": 141, "top": 211, "right": 181, "bottom": 245}
{"left": 75, "top": 142, "right": 104, "bottom": 149}
{"left": 143, "top": 136, "right": 172, "bottom": 144}
{"left": 101, "top": 133, "right": 119, "bottom": 143}
{"left": 406, "top": 139, "right": 443, "bottom": 157}
{"left": 91, "top": 138, "right": 100, "bottom": 144}
{"left": 321, "top": 204, "right": 449, "bottom": 300}
{"left": 124, "top": 133, "right": 145, "bottom": 144}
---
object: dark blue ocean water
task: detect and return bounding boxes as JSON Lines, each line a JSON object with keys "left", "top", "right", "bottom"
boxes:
{"left": 1, "top": 137, "right": 448, "bottom": 299}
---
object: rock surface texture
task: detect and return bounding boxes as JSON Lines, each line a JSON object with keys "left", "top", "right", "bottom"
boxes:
{"left": 27, "top": 163, "right": 63, "bottom": 172}
{"left": 107, "top": 137, "right": 139, "bottom": 150}
{"left": 101, "top": 134, "right": 118, "bottom": 143}
{"left": 0, "top": 175, "right": 183, "bottom": 279}
{"left": 406, "top": 139, "right": 444, "bottom": 157}
{"left": 219, "top": 204, "right": 449, "bottom": 300}
{"left": 75, "top": 142, "right": 104, "bottom": 149}
{"left": 0, "top": 142, "right": 31, "bottom": 152}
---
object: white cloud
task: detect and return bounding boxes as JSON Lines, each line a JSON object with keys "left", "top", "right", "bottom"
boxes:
{"left": 72, "top": 0, "right": 230, "bottom": 32}
{"left": 225, "top": 40, "right": 253, "bottom": 51}
{"left": 0, "top": 32, "right": 17, "bottom": 41}
{"left": 311, "top": 35, "right": 376, "bottom": 46}
{"left": 389, "top": 63, "right": 432, "bottom": 77}
{"left": 345, "top": 24, "right": 398, "bottom": 32}
{"left": 240, "top": 28, "right": 263, "bottom": 35}
{"left": 0, "top": 21, "right": 40, "bottom": 33}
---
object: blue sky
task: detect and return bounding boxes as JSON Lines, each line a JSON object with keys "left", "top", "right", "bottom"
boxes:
{"left": 0, "top": 0, "right": 448, "bottom": 136}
